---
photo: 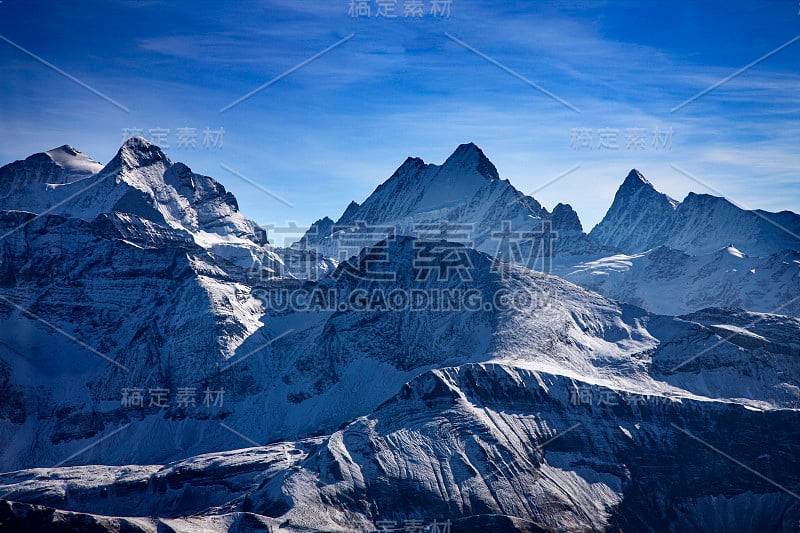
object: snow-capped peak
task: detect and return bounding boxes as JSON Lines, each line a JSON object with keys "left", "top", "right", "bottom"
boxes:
{"left": 441, "top": 142, "right": 499, "bottom": 180}
{"left": 0, "top": 144, "right": 104, "bottom": 196}
{"left": 108, "top": 136, "right": 172, "bottom": 172}
{"left": 0, "top": 139, "right": 279, "bottom": 271}
{"left": 43, "top": 145, "right": 104, "bottom": 176}
{"left": 589, "top": 169, "right": 681, "bottom": 252}
{"left": 551, "top": 202, "right": 583, "bottom": 232}
{"left": 327, "top": 143, "right": 505, "bottom": 226}
{"left": 298, "top": 143, "right": 603, "bottom": 264}
{"left": 617, "top": 169, "right": 676, "bottom": 208}
{"left": 621, "top": 168, "right": 650, "bottom": 187}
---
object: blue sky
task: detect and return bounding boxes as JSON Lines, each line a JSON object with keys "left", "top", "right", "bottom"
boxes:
{"left": 1, "top": 0, "right": 799, "bottom": 237}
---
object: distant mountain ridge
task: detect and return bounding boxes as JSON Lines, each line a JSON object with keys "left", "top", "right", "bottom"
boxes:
{"left": 589, "top": 168, "right": 800, "bottom": 256}
{"left": 567, "top": 168, "right": 800, "bottom": 315}
{"left": 292, "top": 145, "right": 798, "bottom": 316}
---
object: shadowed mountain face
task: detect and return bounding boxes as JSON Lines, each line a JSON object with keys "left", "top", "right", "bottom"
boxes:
{"left": 0, "top": 141, "right": 798, "bottom": 532}
{"left": 587, "top": 169, "right": 679, "bottom": 252}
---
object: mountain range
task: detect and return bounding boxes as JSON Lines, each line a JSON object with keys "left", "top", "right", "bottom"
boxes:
{"left": 0, "top": 139, "right": 798, "bottom": 532}
{"left": 298, "top": 143, "right": 799, "bottom": 316}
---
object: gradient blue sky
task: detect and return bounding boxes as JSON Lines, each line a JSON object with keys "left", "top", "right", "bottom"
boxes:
{"left": 1, "top": 0, "right": 798, "bottom": 236}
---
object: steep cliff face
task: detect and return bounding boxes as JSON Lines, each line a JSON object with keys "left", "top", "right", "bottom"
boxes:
{"left": 588, "top": 169, "right": 679, "bottom": 252}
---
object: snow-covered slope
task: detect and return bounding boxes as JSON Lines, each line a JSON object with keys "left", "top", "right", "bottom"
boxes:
{"left": 248, "top": 362, "right": 800, "bottom": 532}
{"left": 562, "top": 245, "right": 800, "bottom": 316}
{"left": 0, "top": 231, "right": 606, "bottom": 470}
{"left": 0, "top": 210, "right": 268, "bottom": 470}
{"left": 589, "top": 169, "right": 800, "bottom": 256}
{"left": 2, "top": 228, "right": 799, "bottom": 468}
{"left": 2, "top": 359, "right": 799, "bottom": 531}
